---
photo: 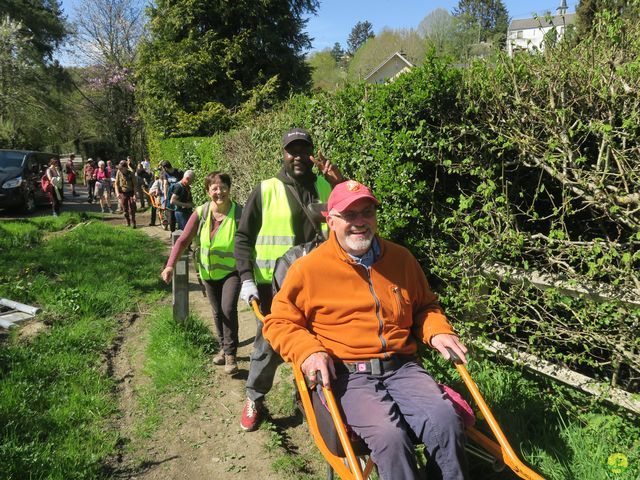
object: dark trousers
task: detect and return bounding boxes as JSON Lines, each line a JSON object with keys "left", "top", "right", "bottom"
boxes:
{"left": 333, "top": 362, "right": 468, "bottom": 480}
{"left": 150, "top": 205, "right": 157, "bottom": 225}
{"left": 87, "top": 179, "right": 96, "bottom": 201}
{"left": 169, "top": 209, "right": 176, "bottom": 232}
{"left": 175, "top": 209, "right": 192, "bottom": 231}
{"left": 120, "top": 192, "right": 136, "bottom": 224}
{"left": 136, "top": 185, "right": 146, "bottom": 208}
{"left": 203, "top": 272, "right": 241, "bottom": 356}
{"left": 246, "top": 283, "right": 280, "bottom": 402}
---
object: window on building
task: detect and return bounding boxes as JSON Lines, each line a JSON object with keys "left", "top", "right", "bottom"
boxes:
{"left": 517, "top": 30, "right": 523, "bottom": 39}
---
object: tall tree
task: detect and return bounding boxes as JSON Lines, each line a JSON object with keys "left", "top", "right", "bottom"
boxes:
{"left": 330, "top": 42, "right": 344, "bottom": 63}
{"left": 418, "top": 8, "right": 457, "bottom": 56}
{"left": 308, "top": 49, "right": 345, "bottom": 91}
{"left": 347, "top": 20, "right": 374, "bottom": 54}
{"left": 0, "top": 0, "right": 66, "bottom": 63}
{"left": 453, "top": 0, "right": 509, "bottom": 45}
{"left": 71, "top": 0, "right": 144, "bottom": 155}
{"left": 137, "top": 0, "right": 318, "bottom": 137}
{"left": 0, "top": 4, "right": 69, "bottom": 149}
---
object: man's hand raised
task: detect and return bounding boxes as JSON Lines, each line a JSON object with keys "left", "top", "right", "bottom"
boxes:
{"left": 310, "top": 150, "right": 344, "bottom": 187}
{"left": 300, "top": 351, "right": 336, "bottom": 387}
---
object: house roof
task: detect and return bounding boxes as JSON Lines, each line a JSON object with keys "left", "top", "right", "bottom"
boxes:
{"left": 364, "top": 51, "right": 414, "bottom": 82}
{"left": 508, "top": 13, "right": 576, "bottom": 31}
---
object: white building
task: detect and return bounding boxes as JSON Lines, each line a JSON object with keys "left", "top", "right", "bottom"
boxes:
{"left": 364, "top": 52, "right": 414, "bottom": 84}
{"left": 507, "top": 2, "right": 576, "bottom": 56}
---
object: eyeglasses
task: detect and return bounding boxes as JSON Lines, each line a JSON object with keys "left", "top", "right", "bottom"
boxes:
{"left": 330, "top": 207, "right": 377, "bottom": 222}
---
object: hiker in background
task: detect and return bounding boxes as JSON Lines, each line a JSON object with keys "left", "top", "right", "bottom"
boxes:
{"left": 141, "top": 156, "right": 151, "bottom": 174}
{"left": 168, "top": 170, "right": 195, "bottom": 231}
{"left": 45, "top": 158, "right": 63, "bottom": 216}
{"left": 234, "top": 127, "right": 344, "bottom": 432}
{"left": 160, "top": 160, "right": 184, "bottom": 232}
{"left": 135, "top": 163, "right": 152, "bottom": 209}
{"left": 114, "top": 160, "right": 137, "bottom": 228}
{"left": 161, "top": 172, "right": 242, "bottom": 374}
{"left": 83, "top": 159, "right": 96, "bottom": 204}
{"left": 148, "top": 171, "right": 163, "bottom": 227}
{"left": 65, "top": 155, "right": 79, "bottom": 196}
{"left": 106, "top": 160, "right": 120, "bottom": 211}
{"left": 95, "top": 160, "right": 114, "bottom": 213}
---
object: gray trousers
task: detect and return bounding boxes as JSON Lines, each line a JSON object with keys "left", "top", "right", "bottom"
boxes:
{"left": 333, "top": 362, "right": 468, "bottom": 480}
{"left": 246, "top": 283, "right": 282, "bottom": 402}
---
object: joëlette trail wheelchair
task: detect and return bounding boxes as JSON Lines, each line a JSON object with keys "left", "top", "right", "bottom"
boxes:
{"left": 251, "top": 300, "right": 544, "bottom": 480}
{"left": 142, "top": 187, "right": 169, "bottom": 230}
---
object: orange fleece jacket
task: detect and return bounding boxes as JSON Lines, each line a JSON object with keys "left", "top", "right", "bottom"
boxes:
{"left": 262, "top": 232, "right": 455, "bottom": 368}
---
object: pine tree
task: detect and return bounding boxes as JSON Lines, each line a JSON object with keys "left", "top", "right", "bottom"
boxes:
{"left": 347, "top": 21, "right": 375, "bottom": 55}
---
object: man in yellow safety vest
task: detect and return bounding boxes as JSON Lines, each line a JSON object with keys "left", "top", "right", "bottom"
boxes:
{"left": 235, "top": 127, "right": 343, "bottom": 431}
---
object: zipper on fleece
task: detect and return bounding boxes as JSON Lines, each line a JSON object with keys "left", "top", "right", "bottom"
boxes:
{"left": 360, "top": 264, "right": 389, "bottom": 358}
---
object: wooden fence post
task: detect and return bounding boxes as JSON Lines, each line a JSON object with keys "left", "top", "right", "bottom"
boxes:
{"left": 172, "top": 230, "right": 189, "bottom": 323}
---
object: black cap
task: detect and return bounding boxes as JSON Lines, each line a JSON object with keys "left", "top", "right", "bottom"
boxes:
{"left": 282, "top": 128, "right": 313, "bottom": 149}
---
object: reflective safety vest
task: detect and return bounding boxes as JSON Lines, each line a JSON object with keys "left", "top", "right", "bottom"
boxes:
{"left": 196, "top": 201, "right": 238, "bottom": 281}
{"left": 254, "top": 177, "right": 331, "bottom": 284}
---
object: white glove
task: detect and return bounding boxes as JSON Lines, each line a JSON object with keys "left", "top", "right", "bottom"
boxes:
{"left": 240, "top": 279, "right": 259, "bottom": 305}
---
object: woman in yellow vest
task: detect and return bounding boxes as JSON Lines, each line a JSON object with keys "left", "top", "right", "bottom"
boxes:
{"left": 161, "top": 172, "right": 242, "bottom": 374}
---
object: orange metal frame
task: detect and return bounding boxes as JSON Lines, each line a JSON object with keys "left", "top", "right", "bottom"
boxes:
{"left": 142, "top": 187, "right": 168, "bottom": 226}
{"left": 251, "top": 300, "right": 544, "bottom": 480}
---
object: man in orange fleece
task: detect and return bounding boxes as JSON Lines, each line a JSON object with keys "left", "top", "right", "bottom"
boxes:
{"left": 263, "top": 180, "right": 469, "bottom": 480}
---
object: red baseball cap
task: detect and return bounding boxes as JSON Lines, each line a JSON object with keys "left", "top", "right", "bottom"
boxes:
{"left": 325, "top": 180, "right": 379, "bottom": 214}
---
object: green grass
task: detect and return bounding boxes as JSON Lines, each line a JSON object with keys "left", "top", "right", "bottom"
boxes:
{"left": 134, "top": 308, "right": 217, "bottom": 439}
{"left": 0, "top": 215, "right": 166, "bottom": 480}
{"left": 422, "top": 349, "right": 640, "bottom": 480}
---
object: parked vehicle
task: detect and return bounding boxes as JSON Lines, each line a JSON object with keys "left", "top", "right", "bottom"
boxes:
{"left": 0, "top": 150, "right": 57, "bottom": 213}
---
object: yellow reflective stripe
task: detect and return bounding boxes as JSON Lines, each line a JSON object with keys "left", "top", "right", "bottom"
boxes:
{"left": 200, "top": 248, "right": 235, "bottom": 258}
{"left": 255, "top": 235, "right": 296, "bottom": 245}
{"left": 255, "top": 259, "right": 278, "bottom": 269}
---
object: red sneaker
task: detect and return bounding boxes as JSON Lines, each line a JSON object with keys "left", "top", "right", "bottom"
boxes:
{"left": 240, "top": 398, "right": 261, "bottom": 432}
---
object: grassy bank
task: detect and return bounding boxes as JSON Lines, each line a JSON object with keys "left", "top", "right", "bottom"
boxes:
{"left": 0, "top": 215, "right": 165, "bottom": 479}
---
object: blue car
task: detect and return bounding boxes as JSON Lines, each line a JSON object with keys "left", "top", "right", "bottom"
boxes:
{"left": 0, "top": 150, "right": 57, "bottom": 213}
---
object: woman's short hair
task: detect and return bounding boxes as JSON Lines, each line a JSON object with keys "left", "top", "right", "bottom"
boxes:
{"left": 49, "top": 158, "right": 58, "bottom": 166}
{"left": 98, "top": 160, "right": 105, "bottom": 167}
{"left": 204, "top": 172, "right": 231, "bottom": 192}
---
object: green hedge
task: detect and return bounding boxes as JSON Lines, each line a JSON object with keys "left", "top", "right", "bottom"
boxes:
{"left": 150, "top": 45, "right": 639, "bottom": 395}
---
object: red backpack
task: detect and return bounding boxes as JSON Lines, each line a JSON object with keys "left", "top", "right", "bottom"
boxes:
{"left": 41, "top": 173, "right": 51, "bottom": 192}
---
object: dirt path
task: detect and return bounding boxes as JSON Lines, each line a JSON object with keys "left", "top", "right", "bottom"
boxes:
{"left": 1, "top": 186, "right": 322, "bottom": 479}
{"left": 108, "top": 210, "right": 322, "bottom": 480}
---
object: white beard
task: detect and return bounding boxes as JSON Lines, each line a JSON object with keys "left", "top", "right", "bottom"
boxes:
{"left": 345, "top": 233, "right": 373, "bottom": 255}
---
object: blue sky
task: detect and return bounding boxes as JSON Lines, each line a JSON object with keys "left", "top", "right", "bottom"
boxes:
{"left": 306, "top": 0, "right": 579, "bottom": 51}
{"left": 58, "top": 0, "right": 578, "bottom": 56}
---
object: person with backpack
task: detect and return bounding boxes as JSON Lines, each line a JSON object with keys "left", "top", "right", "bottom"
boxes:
{"left": 135, "top": 163, "right": 152, "bottom": 209}
{"left": 160, "top": 172, "right": 242, "bottom": 375}
{"left": 147, "top": 171, "right": 164, "bottom": 227}
{"left": 114, "top": 160, "right": 138, "bottom": 228}
{"left": 83, "top": 159, "right": 97, "bottom": 203}
{"left": 168, "top": 170, "right": 195, "bottom": 230}
{"left": 65, "top": 155, "right": 79, "bottom": 196}
{"left": 44, "top": 158, "right": 63, "bottom": 216}
{"left": 95, "top": 160, "right": 114, "bottom": 213}
{"left": 234, "top": 127, "right": 344, "bottom": 432}
{"left": 160, "top": 160, "right": 184, "bottom": 232}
